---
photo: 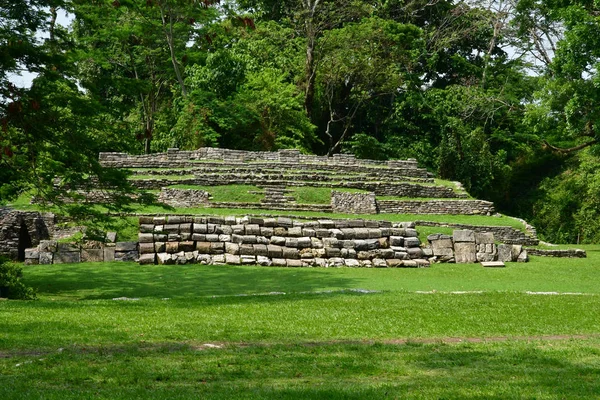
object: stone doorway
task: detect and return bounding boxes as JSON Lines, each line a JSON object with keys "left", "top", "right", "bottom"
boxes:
{"left": 17, "top": 221, "right": 32, "bottom": 262}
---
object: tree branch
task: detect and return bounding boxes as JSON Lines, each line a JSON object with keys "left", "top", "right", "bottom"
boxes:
{"left": 543, "top": 139, "right": 599, "bottom": 154}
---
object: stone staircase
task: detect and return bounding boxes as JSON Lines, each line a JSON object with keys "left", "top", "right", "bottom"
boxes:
{"left": 261, "top": 186, "right": 296, "bottom": 208}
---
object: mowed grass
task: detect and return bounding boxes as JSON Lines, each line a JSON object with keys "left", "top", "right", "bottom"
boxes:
{"left": 2, "top": 251, "right": 600, "bottom": 398}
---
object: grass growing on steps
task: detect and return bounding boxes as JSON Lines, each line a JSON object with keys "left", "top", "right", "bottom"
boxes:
{"left": 129, "top": 175, "right": 196, "bottom": 181}
{"left": 166, "top": 185, "right": 264, "bottom": 203}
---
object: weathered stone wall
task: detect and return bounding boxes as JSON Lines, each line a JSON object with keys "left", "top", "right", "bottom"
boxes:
{"left": 377, "top": 200, "right": 495, "bottom": 215}
{"left": 331, "top": 191, "right": 377, "bottom": 214}
{"left": 137, "top": 215, "right": 430, "bottom": 268}
{"left": 100, "top": 148, "right": 420, "bottom": 170}
{"left": 24, "top": 240, "right": 139, "bottom": 265}
{"left": 427, "top": 230, "right": 529, "bottom": 263}
{"left": 157, "top": 188, "right": 211, "bottom": 208}
{"left": 415, "top": 221, "right": 539, "bottom": 246}
{"left": 0, "top": 209, "right": 54, "bottom": 260}
{"left": 524, "top": 248, "right": 587, "bottom": 258}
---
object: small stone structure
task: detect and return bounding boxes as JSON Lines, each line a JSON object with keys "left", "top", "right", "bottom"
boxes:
{"left": 427, "top": 230, "right": 529, "bottom": 263}
{"left": 331, "top": 191, "right": 377, "bottom": 214}
{"left": 523, "top": 248, "right": 586, "bottom": 258}
{"left": 24, "top": 238, "right": 139, "bottom": 265}
{"left": 377, "top": 199, "right": 494, "bottom": 215}
{"left": 416, "top": 221, "right": 539, "bottom": 246}
{"left": 136, "top": 215, "right": 430, "bottom": 268}
{"left": 0, "top": 209, "right": 54, "bottom": 261}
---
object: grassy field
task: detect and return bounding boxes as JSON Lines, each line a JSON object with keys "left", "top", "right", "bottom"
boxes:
{"left": 1, "top": 250, "right": 600, "bottom": 398}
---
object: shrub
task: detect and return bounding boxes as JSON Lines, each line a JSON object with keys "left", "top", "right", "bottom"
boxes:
{"left": 0, "top": 259, "right": 36, "bottom": 300}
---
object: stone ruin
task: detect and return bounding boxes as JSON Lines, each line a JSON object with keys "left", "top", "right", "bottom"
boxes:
{"left": 0, "top": 208, "right": 54, "bottom": 261}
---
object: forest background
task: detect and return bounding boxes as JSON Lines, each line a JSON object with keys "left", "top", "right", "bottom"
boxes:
{"left": 2, "top": 0, "right": 600, "bottom": 244}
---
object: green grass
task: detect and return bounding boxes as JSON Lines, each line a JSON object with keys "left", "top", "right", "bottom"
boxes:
{"left": 2, "top": 251, "right": 600, "bottom": 398}
{"left": 167, "top": 185, "right": 264, "bottom": 203}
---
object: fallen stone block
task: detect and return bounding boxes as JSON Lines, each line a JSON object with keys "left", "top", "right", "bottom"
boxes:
{"left": 481, "top": 261, "right": 505, "bottom": 268}
{"left": 39, "top": 252, "right": 53, "bottom": 265}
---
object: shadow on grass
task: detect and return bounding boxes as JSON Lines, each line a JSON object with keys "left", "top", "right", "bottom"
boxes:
{"left": 24, "top": 263, "right": 360, "bottom": 300}
{"left": 1, "top": 341, "right": 599, "bottom": 399}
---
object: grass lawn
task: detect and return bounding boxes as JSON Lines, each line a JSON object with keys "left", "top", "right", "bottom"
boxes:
{"left": 1, "top": 250, "right": 600, "bottom": 398}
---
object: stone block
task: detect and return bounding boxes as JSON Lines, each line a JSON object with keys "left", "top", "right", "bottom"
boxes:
{"left": 138, "top": 243, "right": 155, "bottom": 255}
{"left": 225, "top": 216, "right": 237, "bottom": 225}
{"left": 180, "top": 241, "right": 195, "bottom": 252}
{"left": 24, "top": 258, "right": 39, "bottom": 265}
{"left": 453, "top": 230, "right": 475, "bottom": 243}
{"left": 212, "top": 255, "right": 226, "bottom": 265}
{"left": 286, "top": 259, "right": 302, "bottom": 267}
{"left": 285, "top": 238, "right": 299, "bottom": 248}
{"left": 241, "top": 255, "right": 256, "bottom": 265}
{"left": 270, "top": 236, "right": 286, "bottom": 246}
{"left": 139, "top": 253, "right": 156, "bottom": 265}
{"left": 241, "top": 235, "right": 257, "bottom": 244}
{"left": 402, "top": 260, "right": 418, "bottom": 268}
{"left": 39, "top": 240, "right": 58, "bottom": 252}
{"left": 404, "top": 228, "right": 418, "bottom": 238}
{"left": 54, "top": 251, "right": 81, "bottom": 264}
{"left": 115, "top": 242, "right": 137, "bottom": 252}
{"left": 197, "top": 254, "right": 212, "bottom": 264}
{"left": 512, "top": 245, "right": 523, "bottom": 261}
{"left": 225, "top": 242, "right": 240, "bottom": 255}
{"left": 373, "top": 258, "right": 387, "bottom": 268}
{"left": 365, "top": 239, "right": 380, "bottom": 250}
{"left": 311, "top": 237, "right": 323, "bottom": 248}
{"left": 154, "top": 242, "right": 166, "bottom": 253}
{"left": 387, "top": 259, "right": 403, "bottom": 268}
{"left": 454, "top": 242, "right": 476, "bottom": 263}
{"left": 257, "top": 256, "right": 271, "bottom": 266}
{"left": 341, "top": 228, "right": 356, "bottom": 239}
{"left": 210, "top": 242, "right": 224, "bottom": 254}
{"left": 153, "top": 216, "right": 167, "bottom": 224}
{"left": 205, "top": 234, "right": 219, "bottom": 242}
{"left": 157, "top": 253, "right": 174, "bottom": 265}
{"left": 103, "top": 247, "right": 115, "bottom": 262}
{"left": 415, "top": 259, "right": 430, "bottom": 268}
{"left": 481, "top": 261, "right": 505, "bottom": 268}
{"left": 166, "top": 242, "right": 179, "bottom": 253}
{"left": 330, "top": 229, "right": 344, "bottom": 239}
{"left": 325, "top": 247, "right": 341, "bottom": 258}
{"left": 267, "top": 245, "right": 283, "bottom": 258}
{"left": 272, "top": 258, "right": 287, "bottom": 267}
{"left": 378, "top": 237, "right": 389, "bottom": 248}
{"left": 154, "top": 234, "right": 168, "bottom": 242}
{"left": 58, "top": 243, "right": 79, "bottom": 252}
{"left": 39, "top": 252, "right": 53, "bottom": 265}
{"left": 354, "top": 240, "right": 368, "bottom": 251}
{"left": 327, "top": 258, "right": 345, "bottom": 267}
{"left": 154, "top": 225, "right": 164, "bottom": 233}
{"left": 140, "top": 224, "right": 154, "bottom": 233}
{"left": 315, "top": 229, "right": 331, "bottom": 238}
{"left": 179, "top": 223, "right": 192, "bottom": 233}
{"left": 232, "top": 224, "right": 245, "bottom": 234}
{"left": 497, "top": 244, "right": 512, "bottom": 262}
{"left": 354, "top": 228, "right": 369, "bottom": 239}
{"left": 390, "top": 236, "right": 404, "bottom": 247}
{"left": 297, "top": 237, "right": 312, "bottom": 249}
{"left": 273, "top": 227, "right": 287, "bottom": 236}
{"left": 219, "top": 225, "right": 233, "bottom": 235}
{"left": 253, "top": 244, "right": 268, "bottom": 257}
{"left": 368, "top": 229, "right": 382, "bottom": 239}
{"left": 365, "top": 220, "right": 380, "bottom": 228}
{"left": 517, "top": 250, "right": 528, "bottom": 263}
{"left": 82, "top": 240, "right": 103, "bottom": 250}
{"left": 240, "top": 244, "right": 254, "bottom": 255}
{"left": 404, "top": 237, "right": 421, "bottom": 248}
{"left": 379, "top": 249, "right": 395, "bottom": 259}
{"left": 193, "top": 223, "right": 208, "bottom": 234}
{"left": 139, "top": 216, "right": 154, "bottom": 224}
{"left": 164, "top": 224, "right": 179, "bottom": 233}
{"left": 168, "top": 216, "right": 182, "bottom": 224}
{"left": 260, "top": 227, "right": 274, "bottom": 237}
{"left": 208, "top": 216, "right": 225, "bottom": 225}
{"left": 475, "top": 232, "right": 495, "bottom": 244}
{"left": 302, "top": 228, "right": 316, "bottom": 237}
{"left": 138, "top": 233, "right": 154, "bottom": 243}
{"left": 25, "top": 248, "right": 39, "bottom": 260}
{"left": 168, "top": 234, "right": 182, "bottom": 242}
{"left": 282, "top": 247, "right": 299, "bottom": 259}
{"left": 345, "top": 259, "right": 360, "bottom": 268}
{"left": 277, "top": 217, "right": 293, "bottom": 227}
{"left": 322, "top": 238, "right": 339, "bottom": 248}
{"left": 225, "top": 254, "right": 241, "bottom": 265}
{"left": 245, "top": 224, "right": 261, "bottom": 235}
{"left": 105, "top": 232, "right": 118, "bottom": 243}
{"left": 192, "top": 234, "right": 206, "bottom": 242}
{"left": 81, "top": 249, "right": 104, "bottom": 262}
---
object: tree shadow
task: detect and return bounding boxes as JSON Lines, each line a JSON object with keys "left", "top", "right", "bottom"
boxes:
{"left": 24, "top": 264, "right": 363, "bottom": 300}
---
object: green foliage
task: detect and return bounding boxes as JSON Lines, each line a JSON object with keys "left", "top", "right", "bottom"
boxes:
{"left": 0, "top": 260, "right": 36, "bottom": 300}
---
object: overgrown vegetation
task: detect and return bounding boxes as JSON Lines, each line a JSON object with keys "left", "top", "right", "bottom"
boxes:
{"left": 0, "top": 260, "right": 36, "bottom": 300}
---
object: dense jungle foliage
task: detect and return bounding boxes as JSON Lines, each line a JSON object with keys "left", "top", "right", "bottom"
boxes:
{"left": 2, "top": 0, "right": 600, "bottom": 243}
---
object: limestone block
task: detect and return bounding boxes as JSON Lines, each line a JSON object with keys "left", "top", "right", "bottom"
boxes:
{"left": 225, "top": 254, "right": 241, "bottom": 265}
{"left": 340, "top": 228, "right": 356, "bottom": 239}
{"left": 212, "top": 255, "right": 226, "bottom": 265}
{"left": 365, "top": 220, "right": 380, "bottom": 228}
{"left": 379, "top": 249, "right": 395, "bottom": 259}
{"left": 380, "top": 228, "right": 391, "bottom": 237}
{"left": 415, "top": 259, "right": 430, "bottom": 268}
{"left": 315, "top": 229, "right": 331, "bottom": 238}
{"left": 180, "top": 233, "right": 191, "bottom": 241}
{"left": 168, "top": 216, "right": 182, "bottom": 224}
{"left": 25, "top": 248, "right": 39, "bottom": 260}
{"left": 140, "top": 224, "right": 154, "bottom": 233}
{"left": 453, "top": 230, "right": 475, "bottom": 243}
{"left": 39, "top": 252, "right": 53, "bottom": 265}
{"left": 153, "top": 217, "right": 167, "bottom": 224}
{"left": 368, "top": 229, "right": 382, "bottom": 239}
{"left": 311, "top": 237, "right": 323, "bottom": 249}
{"left": 325, "top": 247, "right": 341, "bottom": 257}
{"left": 115, "top": 242, "right": 137, "bottom": 252}
{"left": 164, "top": 224, "right": 179, "bottom": 233}
{"left": 154, "top": 242, "right": 166, "bottom": 253}
{"left": 432, "top": 246, "right": 454, "bottom": 258}
{"left": 210, "top": 242, "right": 224, "bottom": 254}
{"left": 81, "top": 249, "right": 104, "bottom": 263}
{"left": 225, "top": 242, "right": 240, "bottom": 255}
{"left": 386, "top": 259, "right": 403, "bottom": 268}
{"left": 245, "top": 224, "right": 261, "bottom": 235}
{"left": 341, "top": 249, "right": 357, "bottom": 259}
{"left": 224, "top": 216, "right": 237, "bottom": 225}
{"left": 378, "top": 237, "right": 389, "bottom": 248}
{"left": 241, "top": 255, "right": 256, "bottom": 265}
{"left": 154, "top": 225, "right": 164, "bottom": 233}
{"left": 512, "top": 245, "right": 523, "bottom": 260}
{"left": 82, "top": 240, "right": 103, "bottom": 250}
{"left": 263, "top": 218, "right": 277, "bottom": 227}
{"left": 404, "top": 228, "right": 418, "bottom": 238}
{"left": 403, "top": 260, "right": 418, "bottom": 268}
{"left": 138, "top": 233, "right": 154, "bottom": 243}
{"left": 197, "top": 254, "right": 212, "bottom": 264}
{"left": 103, "top": 247, "right": 115, "bottom": 262}
{"left": 208, "top": 216, "right": 225, "bottom": 225}
{"left": 39, "top": 240, "right": 58, "bottom": 252}
{"left": 476, "top": 252, "right": 496, "bottom": 262}
{"left": 272, "top": 258, "right": 287, "bottom": 267}
{"left": 404, "top": 237, "right": 421, "bottom": 248}
{"left": 481, "top": 261, "right": 505, "bottom": 268}
{"left": 274, "top": 227, "right": 287, "bottom": 236}
{"left": 277, "top": 217, "right": 293, "bottom": 227}
{"left": 232, "top": 225, "right": 245, "bottom": 234}
{"left": 204, "top": 234, "right": 217, "bottom": 242}
{"left": 139, "top": 253, "right": 156, "bottom": 265}
{"left": 394, "top": 251, "right": 409, "bottom": 260}
{"left": 302, "top": 228, "right": 316, "bottom": 238}
{"left": 256, "top": 236, "right": 270, "bottom": 245}
{"left": 354, "top": 228, "right": 369, "bottom": 239}
{"left": 348, "top": 219, "right": 365, "bottom": 228}
{"left": 354, "top": 240, "right": 368, "bottom": 251}
{"left": 286, "top": 259, "right": 302, "bottom": 267}
{"left": 322, "top": 238, "right": 339, "bottom": 248}
{"left": 54, "top": 252, "right": 81, "bottom": 264}
{"left": 345, "top": 259, "right": 360, "bottom": 268}
{"left": 253, "top": 244, "right": 268, "bottom": 257}
{"left": 360, "top": 260, "right": 373, "bottom": 268}
{"left": 193, "top": 223, "right": 208, "bottom": 234}
{"left": 154, "top": 234, "right": 168, "bottom": 242}
{"left": 328, "top": 258, "right": 345, "bottom": 267}
{"left": 297, "top": 237, "right": 312, "bottom": 249}
{"left": 339, "top": 240, "right": 354, "bottom": 249}
{"left": 330, "top": 229, "right": 344, "bottom": 239}
{"left": 167, "top": 233, "right": 183, "bottom": 242}
{"left": 24, "top": 258, "right": 39, "bottom": 265}
{"left": 365, "top": 239, "right": 380, "bottom": 250}
{"left": 282, "top": 247, "right": 299, "bottom": 259}
{"left": 497, "top": 244, "right": 512, "bottom": 262}
{"left": 271, "top": 236, "right": 286, "bottom": 246}
{"left": 260, "top": 227, "right": 274, "bottom": 237}
{"left": 220, "top": 225, "right": 233, "bottom": 235}
{"left": 285, "top": 238, "right": 299, "bottom": 248}
{"left": 240, "top": 244, "right": 254, "bottom": 255}
{"left": 422, "top": 248, "right": 433, "bottom": 257}
{"left": 517, "top": 250, "right": 528, "bottom": 263}
{"left": 166, "top": 242, "right": 179, "bottom": 254}
{"left": 475, "top": 232, "right": 494, "bottom": 244}
{"left": 105, "top": 232, "right": 118, "bottom": 243}
{"left": 115, "top": 251, "right": 138, "bottom": 262}
{"left": 139, "top": 216, "right": 154, "bottom": 224}
{"left": 314, "top": 258, "right": 327, "bottom": 267}
{"left": 192, "top": 234, "right": 206, "bottom": 242}
{"left": 58, "top": 243, "right": 79, "bottom": 252}
{"left": 454, "top": 242, "right": 476, "bottom": 263}
{"left": 241, "top": 235, "right": 257, "bottom": 244}
{"left": 373, "top": 258, "right": 387, "bottom": 268}
{"left": 390, "top": 236, "right": 404, "bottom": 247}
{"left": 180, "top": 241, "right": 195, "bottom": 252}
{"left": 257, "top": 256, "right": 271, "bottom": 266}
{"left": 266, "top": 245, "right": 282, "bottom": 258}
